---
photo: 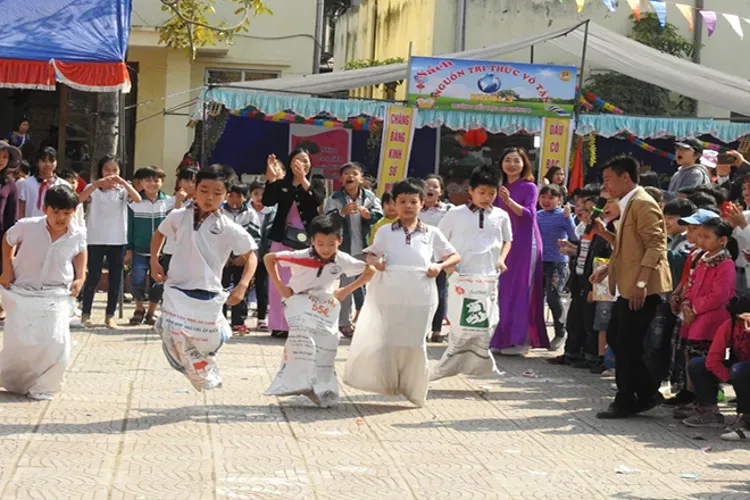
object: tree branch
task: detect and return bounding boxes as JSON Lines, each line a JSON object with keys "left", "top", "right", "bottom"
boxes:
{"left": 161, "top": 0, "right": 251, "bottom": 34}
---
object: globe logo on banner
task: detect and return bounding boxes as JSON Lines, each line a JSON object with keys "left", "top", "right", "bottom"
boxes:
{"left": 477, "top": 74, "right": 501, "bottom": 94}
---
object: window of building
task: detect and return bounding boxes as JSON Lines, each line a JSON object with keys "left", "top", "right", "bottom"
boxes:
{"left": 205, "top": 69, "right": 280, "bottom": 85}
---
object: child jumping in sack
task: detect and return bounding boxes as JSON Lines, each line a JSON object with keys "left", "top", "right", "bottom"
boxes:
{"left": 150, "top": 164, "right": 257, "bottom": 391}
{"left": 431, "top": 165, "right": 512, "bottom": 380}
{"left": 344, "top": 178, "right": 460, "bottom": 407}
{"left": 0, "top": 185, "right": 86, "bottom": 400}
{"left": 263, "top": 215, "right": 375, "bottom": 407}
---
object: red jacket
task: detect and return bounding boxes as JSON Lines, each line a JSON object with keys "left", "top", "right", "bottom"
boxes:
{"left": 706, "top": 319, "right": 750, "bottom": 381}
{"left": 681, "top": 254, "right": 735, "bottom": 342}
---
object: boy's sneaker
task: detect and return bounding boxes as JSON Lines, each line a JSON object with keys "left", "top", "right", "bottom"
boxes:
{"left": 256, "top": 319, "right": 268, "bottom": 332}
{"left": 232, "top": 325, "right": 249, "bottom": 335}
{"left": 720, "top": 416, "right": 749, "bottom": 441}
{"left": 683, "top": 410, "right": 725, "bottom": 428}
{"left": 144, "top": 313, "right": 157, "bottom": 326}
{"left": 105, "top": 316, "right": 119, "bottom": 330}
{"left": 673, "top": 403, "right": 696, "bottom": 420}
{"left": 27, "top": 392, "right": 54, "bottom": 401}
{"left": 129, "top": 310, "right": 145, "bottom": 325}
{"left": 589, "top": 361, "right": 608, "bottom": 374}
{"left": 663, "top": 390, "right": 695, "bottom": 406}
{"left": 547, "top": 355, "right": 570, "bottom": 365}
{"left": 430, "top": 332, "right": 447, "bottom": 343}
{"left": 548, "top": 335, "right": 566, "bottom": 352}
{"left": 81, "top": 314, "right": 93, "bottom": 328}
{"left": 570, "top": 359, "right": 591, "bottom": 369}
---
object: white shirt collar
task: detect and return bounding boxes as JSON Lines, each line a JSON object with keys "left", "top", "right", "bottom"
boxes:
{"left": 618, "top": 186, "right": 639, "bottom": 215}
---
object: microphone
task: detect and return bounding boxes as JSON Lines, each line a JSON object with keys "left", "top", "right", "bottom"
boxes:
{"left": 585, "top": 197, "right": 608, "bottom": 234}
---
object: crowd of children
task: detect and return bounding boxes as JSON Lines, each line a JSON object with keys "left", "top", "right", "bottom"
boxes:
{"left": 0, "top": 139, "right": 748, "bottom": 442}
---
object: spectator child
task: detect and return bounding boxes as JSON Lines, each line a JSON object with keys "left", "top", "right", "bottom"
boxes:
{"left": 672, "top": 217, "right": 737, "bottom": 415}
{"left": 126, "top": 166, "right": 175, "bottom": 326}
{"left": 222, "top": 183, "right": 254, "bottom": 333}
{"left": 78, "top": 156, "right": 142, "bottom": 329}
{"left": 687, "top": 191, "right": 717, "bottom": 210}
{"left": 664, "top": 198, "right": 698, "bottom": 287}
{"left": 685, "top": 296, "right": 750, "bottom": 439}
{"left": 324, "top": 162, "right": 383, "bottom": 337}
{"left": 537, "top": 183, "right": 577, "bottom": 350}
{"left": 574, "top": 195, "right": 596, "bottom": 239}
{"left": 160, "top": 167, "right": 198, "bottom": 274}
{"left": 247, "top": 180, "right": 275, "bottom": 331}
{"left": 369, "top": 191, "right": 398, "bottom": 241}
{"left": 724, "top": 191, "right": 750, "bottom": 294}
{"left": 14, "top": 160, "right": 30, "bottom": 182}
{"left": 18, "top": 147, "right": 69, "bottom": 219}
{"left": 644, "top": 186, "right": 664, "bottom": 208}
{"left": 668, "top": 139, "right": 711, "bottom": 193}
{"left": 57, "top": 168, "right": 86, "bottom": 230}
{"left": 420, "top": 174, "right": 453, "bottom": 342}
{"left": 0, "top": 185, "right": 86, "bottom": 400}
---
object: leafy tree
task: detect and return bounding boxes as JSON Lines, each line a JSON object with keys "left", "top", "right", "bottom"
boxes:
{"left": 158, "top": 0, "right": 272, "bottom": 58}
{"left": 583, "top": 13, "right": 700, "bottom": 116}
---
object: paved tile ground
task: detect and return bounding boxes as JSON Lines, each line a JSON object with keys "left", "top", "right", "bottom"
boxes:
{"left": 0, "top": 298, "right": 749, "bottom": 500}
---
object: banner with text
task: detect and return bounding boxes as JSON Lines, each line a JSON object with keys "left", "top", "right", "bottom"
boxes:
{"left": 289, "top": 124, "right": 351, "bottom": 190}
{"left": 407, "top": 56, "right": 577, "bottom": 117}
{"left": 377, "top": 106, "right": 417, "bottom": 197}
{"left": 539, "top": 117, "right": 573, "bottom": 182}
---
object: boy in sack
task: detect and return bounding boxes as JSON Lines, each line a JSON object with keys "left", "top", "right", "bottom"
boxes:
{"left": 264, "top": 215, "right": 375, "bottom": 407}
{"left": 0, "top": 185, "right": 86, "bottom": 400}
{"left": 150, "top": 165, "right": 257, "bottom": 391}
{"left": 431, "top": 165, "right": 512, "bottom": 380}
{"left": 344, "top": 178, "right": 460, "bottom": 407}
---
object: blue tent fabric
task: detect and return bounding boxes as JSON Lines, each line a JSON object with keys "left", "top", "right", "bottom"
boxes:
{"left": 0, "top": 0, "right": 131, "bottom": 63}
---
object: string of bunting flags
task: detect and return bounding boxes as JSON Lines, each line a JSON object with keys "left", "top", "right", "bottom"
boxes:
{"left": 233, "top": 105, "right": 378, "bottom": 131}
{"left": 573, "top": 0, "right": 750, "bottom": 38}
{"left": 580, "top": 91, "right": 734, "bottom": 160}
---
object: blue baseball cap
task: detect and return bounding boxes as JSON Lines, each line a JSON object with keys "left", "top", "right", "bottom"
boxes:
{"left": 678, "top": 208, "right": 720, "bottom": 226}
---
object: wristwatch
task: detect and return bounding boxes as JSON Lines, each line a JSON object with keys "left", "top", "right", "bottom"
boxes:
{"left": 636, "top": 281, "right": 647, "bottom": 289}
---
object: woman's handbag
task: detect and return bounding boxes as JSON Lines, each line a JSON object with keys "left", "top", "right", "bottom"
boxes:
{"left": 283, "top": 225, "right": 310, "bottom": 250}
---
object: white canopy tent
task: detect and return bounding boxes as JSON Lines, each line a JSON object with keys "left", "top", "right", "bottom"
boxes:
{"left": 212, "top": 21, "right": 750, "bottom": 117}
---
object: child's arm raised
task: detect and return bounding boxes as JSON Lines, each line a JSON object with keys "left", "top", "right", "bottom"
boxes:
{"left": 333, "top": 265, "right": 376, "bottom": 303}
{"left": 150, "top": 230, "right": 167, "bottom": 283}
{"left": 264, "top": 253, "right": 294, "bottom": 299}
{"left": 70, "top": 249, "right": 87, "bottom": 297}
{"left": 118, "top": 177, "right": 142, "bottom": 202}
{"left": 0, "top": 236, "right": 16, "bottom": 288}
{"left": 227, "top": 251, "right": 258, "bottom": 306}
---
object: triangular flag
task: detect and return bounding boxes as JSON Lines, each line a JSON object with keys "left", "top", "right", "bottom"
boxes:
{"left": 576, "top": 0, "right": 586, "bottom": 13}
{"left": 724, "top": 13, "right": 744, "bottom": 39}
{"left": 700, "top": 10, "right": 717, "bottom": 37}
{"left": 676, "top": 4, "right": 694, "bottom": 31}
{"left": 626, "top": 0, "right": 641, "bottom": 21}
{"left": 568, "top": 137, "right": 585, "bottom": 193}
{"left": 602, "top": 0, "right": 616, "bottom": 12}
{"left": 649, "top": 1, "right": 667, "bottom": 27}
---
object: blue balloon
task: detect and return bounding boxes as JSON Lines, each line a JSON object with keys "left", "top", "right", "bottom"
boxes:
{"left": 477, "top": 74, "right": 502, "bottom": 94}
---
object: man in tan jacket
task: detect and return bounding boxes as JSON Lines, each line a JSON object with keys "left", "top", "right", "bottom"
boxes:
{"left": 591, "top": 156, "right": 672, "bottom": 419}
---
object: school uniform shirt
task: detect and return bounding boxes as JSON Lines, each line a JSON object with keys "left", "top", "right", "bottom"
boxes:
{"left": 85, "top": 185, "right": 129, "bottom": 245}
{"left": 5, "top": 216, "right": 86, "bottom": 290}
{"left": 438, "top": 203, "right": 512, "bottom": 275}
{"left": 366, "top": 219, "right": 456, "bottom": 269}
{"left": 158, "top": 207, "right": 257, "bottom": 293}
{"left": 275, "top": 248, "right": 366, "bottom": 294}
{"left": 162, "top": 199, "right": 193, "bottom": 256}
{"left": 17, "top": 176, "right": 71, "bottom": 219}
{"left": 420, "top": 201, "right": 453, "bottom": 228}
{"left": 731, "top": 210, "right": 750, "bottom": 288}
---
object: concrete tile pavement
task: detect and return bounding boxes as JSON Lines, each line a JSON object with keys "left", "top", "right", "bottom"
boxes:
{"left": 0, "top": 300, "right": 748, "bottom": 499}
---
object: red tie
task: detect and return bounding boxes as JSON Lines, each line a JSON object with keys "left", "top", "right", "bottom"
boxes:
{"left": 37, "top": 179, "right": 49, "bottom": 210}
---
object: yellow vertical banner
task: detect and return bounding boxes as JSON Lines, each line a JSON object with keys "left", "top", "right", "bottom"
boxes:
{"left": 376, "top": 106, "right": 417, "bottom": 197}
{"left": 539, "top": 117, "right": 572, "bottom": 182}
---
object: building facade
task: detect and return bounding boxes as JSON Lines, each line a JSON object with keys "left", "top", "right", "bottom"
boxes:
{"left": 334, "top": 0, "right": 750, "bottom": 118}
{"left": 129, "top": 0, "right": 318, "bottom": 186}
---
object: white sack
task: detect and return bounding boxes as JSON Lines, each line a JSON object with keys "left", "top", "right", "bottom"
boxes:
{"left": 156, "top": 286, "right": 230, "bottom": 392}
{"left": 265, "top": 293, "right": 341, "bottom": 407}
{"left": 0, "top": 286, "right": 74, "bottom": 395}
{"left": 431, "top": 274, "right": 500, "bottom": 381}
{"left": 343, "top": 266, "right": 437, "bottom": 407}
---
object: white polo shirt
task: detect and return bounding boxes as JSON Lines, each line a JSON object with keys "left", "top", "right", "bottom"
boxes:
{"left": 158, "top": 208, "right": 257, "bottom": 293}
{"left": 5, "top": 216, "right": 86, "bottom": 290}
{"left": 420, "top": 201, "right": 453, "bottom": 227}
{"left": 366, "top": 220, "right": 456, "bottom": 268}
{"left": 18, "top": 177, "right": 71, "bottom": 218}
{"left": 438, "top": 204, "right": 513, "bottom": 275}
{"left": 276, "top": 249, "right": 365, "bottom": 294}
{"left": 85, "top": 185, "right": 129, "bottom": 245}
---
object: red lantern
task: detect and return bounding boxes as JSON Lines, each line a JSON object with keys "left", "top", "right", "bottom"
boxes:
{"left": 462, "top": 128, "right": 488, "bottom": 148}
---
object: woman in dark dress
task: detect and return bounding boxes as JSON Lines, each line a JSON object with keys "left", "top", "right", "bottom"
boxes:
{"left": 0, "top": 142, "right": 20, "bottom": 319}
{"left": 262, "top": 147, "right": 326, "bottom": 338}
